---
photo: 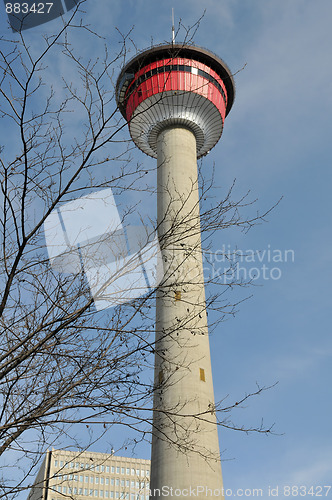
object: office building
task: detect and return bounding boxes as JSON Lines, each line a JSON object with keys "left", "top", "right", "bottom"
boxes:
{"left": 28, "top": 449, "right": 150, "bottom": 500}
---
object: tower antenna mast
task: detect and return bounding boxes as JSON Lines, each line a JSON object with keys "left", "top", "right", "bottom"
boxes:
{"left": 171, "top": 8, "right": 175, "bottom": 44}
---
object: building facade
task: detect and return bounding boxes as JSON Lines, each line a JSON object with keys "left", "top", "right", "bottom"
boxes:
{"left": 28, "top": 450, "right": 150, "bottom": 500}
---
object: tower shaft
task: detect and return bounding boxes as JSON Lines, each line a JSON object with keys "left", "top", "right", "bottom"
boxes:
{"left": 151, "top": 126, "right": 223, "bottom": 499}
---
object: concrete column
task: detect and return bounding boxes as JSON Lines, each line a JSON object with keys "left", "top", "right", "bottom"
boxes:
{"left": 150, "top": 126, "right": 224, "bottom": 499}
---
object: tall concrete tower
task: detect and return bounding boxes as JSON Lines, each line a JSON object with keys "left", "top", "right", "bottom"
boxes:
{"left": 116, "top": 43, "right": 235, "bottom": 499}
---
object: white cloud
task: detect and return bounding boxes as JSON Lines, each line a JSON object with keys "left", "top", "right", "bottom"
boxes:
{"left": 282, "top": 444, "right": 332, "bottom": 486}
{"left": 262, "top": 340, "right": 332, "bottom": 382}
{"left": 287, "top": 458, "right": 332, "bottom": 486}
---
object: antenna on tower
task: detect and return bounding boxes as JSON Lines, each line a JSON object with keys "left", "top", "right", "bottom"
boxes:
{"left": 171, "top": 8, "right": 175, "bottom": 45}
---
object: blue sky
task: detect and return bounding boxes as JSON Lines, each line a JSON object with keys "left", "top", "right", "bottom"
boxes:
{"left": 1, "top": 0, "right": 332, "bottom": 498}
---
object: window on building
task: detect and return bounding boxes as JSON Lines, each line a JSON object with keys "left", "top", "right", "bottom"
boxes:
{"left": 73, "top": 488, "right": 77, "bottom": 494}
{"left": 115, "top": 493, "right": 119, "bottom": 499}
{"left": 131, "top": 469, "right": 135, "bottom": 476}
{"left": 111, "top": 479, "right": 114, "bottom": 486}
{"left": 57, "top": 487, "right": 62, "bottom": 493}
{"left": 96, "top": 465, "right": 100, "bottom": 472}
{"left": 101, "top": 466, "right": 105, "bottom": 472}
{"left": 115, "top": 479, "right": 119, "bottom": 486}
{"left": 111, "top": 467, "right": 115, "bottom": 473}
{"left": 105, "top": 478, "right": 109, "bottom": 486}
{"left": 100, "top": 478, "right": 104, "bottom": 485}
{"left": 60, "top": 461, "right": 64, "bottom": 467}
{"left": 106, "top": 466, "right": 110, "bottom": 473}
{"left": 84, "top": 489, "right": 88, "bottom": 496}
{"left": 131, "top": 481, "right": 134, "bottom": 488}
{"left": 96, "top": 477, "right": 99, "bottom": 484}
{"left": 70, "top": 463, "right": 74, "bottom": 469}
{"left": 91, "top": 477, "right": 94, "bottom": 483}
{"left": 199, "top": 367, "right": 205, "bottom": 382}
{"left": 94, "top": 490, "right": 98, "bottom": 497}
{"left": 136, "top": 470, "right": 139, "bottom": 476}
{"left": 63, "top": 487, "right": 67, "bottom": 494}
{"left": 100, "top": 490, "right": 104, "bottom": 497}
{"left": 126, "top": 480, "right": 129, "bottom": 487}
{"left": 69, "top": 474, "right": 73, "bottom": 480}
{"left": 116, "top": 467, "right": 120, "bottom": 474}
{"left": 85, "top": 476, "right": 89, "bottom": 483}
{"left": 146, "top": 471, "right": 149, "bottom": 476}
{"left": 121, "top": 468, "right": 125, "bottom": 474}
{"left": 78, "top": 488, "right": 82, "bottom": 495}
{"left": 89, "top": 489, "right": 93, "bottom": 496}
{"left": 110, "top": 493, "right": 114, "bottom": 499}
{"left": 54, "top": 460, "right": 58, "bottom": 467}
{"left": 74, "top": 475, "right": 78, "bottom": 481}
{"left": 105, "top": 491, "right": 109, "bottom": 498}
{"left": 121, "top": 480, "right": 124, "bottom": 487}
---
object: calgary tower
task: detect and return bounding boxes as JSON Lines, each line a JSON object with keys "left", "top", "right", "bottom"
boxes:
{"left": 116, "top": 43, "right": 235, "bottom": 499}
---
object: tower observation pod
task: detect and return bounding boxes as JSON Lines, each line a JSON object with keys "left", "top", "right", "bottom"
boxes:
{"left": 116, "top": 44, "right": 235, "bottom": 499}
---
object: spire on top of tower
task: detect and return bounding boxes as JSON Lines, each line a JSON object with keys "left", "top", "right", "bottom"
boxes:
{"left": 171, "top": 8, "right": 175, "bottom": 45}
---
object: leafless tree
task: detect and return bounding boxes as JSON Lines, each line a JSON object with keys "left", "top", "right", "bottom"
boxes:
{"left": 0, "top": 6, "right": 276, "bottom": 498}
